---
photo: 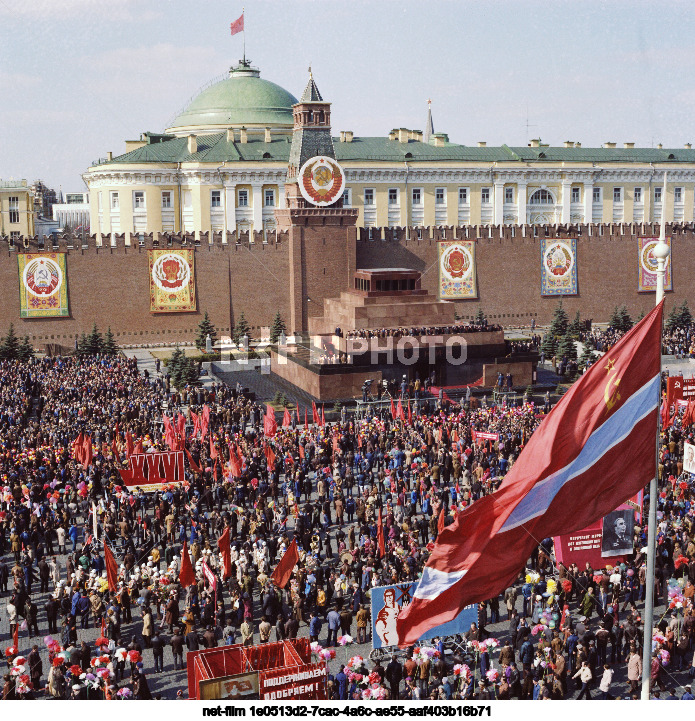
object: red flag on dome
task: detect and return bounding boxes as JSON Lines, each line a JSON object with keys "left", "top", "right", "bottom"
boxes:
{"left": 397, "top": 303, "right": 663, "bottom": 646}
{"left": 230, "top": 12, "right": 244, "bottom": 36}
{"left": 179, "top": 539, "right": 195, "bottom": 588}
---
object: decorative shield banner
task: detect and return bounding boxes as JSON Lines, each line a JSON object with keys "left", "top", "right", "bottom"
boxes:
{"left": 540, "top": 237, "right": 577, "bottom": 296}
{"left": 148, "top": 248, "right": 196, "bottom": 312}
{"left": 18, "top": 252, "right": 69, "bottom": 318}
{"left": 638, "top": 237, "right": 672, "bottom": 292}
{"left": 437, "top": 240, "right": 477, "bottom": 299}
{"left": 298, "top": 156, "right": 345, "bottom": 207}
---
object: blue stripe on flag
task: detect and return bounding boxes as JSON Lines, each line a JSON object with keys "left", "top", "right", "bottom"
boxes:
{"left": 500, "top": 374, "right": 659, "bottom": 533}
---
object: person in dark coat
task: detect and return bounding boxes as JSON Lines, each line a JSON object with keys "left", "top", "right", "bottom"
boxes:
{"left": 133, "top": 669, "right": 153, "bottom": 699}
{"left": 170, "top": 627, "right": 184, "bottom": 670}
{"left": 28, "top": 645, "right": 42, "bottom": 690}
{"left": 385, "top": 655, "right": 403, "bottom": 700}
{"left": 186, "top": 626, "right": 202, "bottom": 652}
{"left": 203, "top": 625, "right": 217, "bottom": 648}
{"left": 151, "top": 632, "right": 165, "bottom": 673}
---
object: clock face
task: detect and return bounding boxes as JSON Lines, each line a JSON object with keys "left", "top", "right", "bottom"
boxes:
{"left": 298, "top": 156, "right": 346, "bottom": 206}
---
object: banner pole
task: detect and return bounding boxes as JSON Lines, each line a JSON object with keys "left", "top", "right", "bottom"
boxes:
{"left": 641, "top": 171, "right": 669, "bottom": 700}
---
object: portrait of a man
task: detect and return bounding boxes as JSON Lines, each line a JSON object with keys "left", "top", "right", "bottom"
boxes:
{"left": 601, "top": 509, "right": 634, "bottom": 557}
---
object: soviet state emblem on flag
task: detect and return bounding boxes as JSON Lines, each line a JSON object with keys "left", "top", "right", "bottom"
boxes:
{"left": 148, "top": 248, "right": 196, "bottom": 312}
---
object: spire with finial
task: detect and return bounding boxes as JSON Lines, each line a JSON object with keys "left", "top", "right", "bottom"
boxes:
{"left": 424, "top": 98, "right": 434, "bottom": 144}
{"left": 300, "top": 68, "right": 323, "bottom": 103}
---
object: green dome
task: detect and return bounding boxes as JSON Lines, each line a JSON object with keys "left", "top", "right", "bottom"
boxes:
{"left": 166, "top": 64, "right": 297, "bottom": 134}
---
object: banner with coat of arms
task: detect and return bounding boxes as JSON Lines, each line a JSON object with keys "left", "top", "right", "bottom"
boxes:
{"left": 437, "top": 240, "right": 477, "bottom": 299}
{"left": 540, "top": 237, "right": 578, "bottom": 296}
{"left": 637, "top": 237, "right": 672, "bottom": 292}
{"left": 18, "top": 252, "right": 70, "bottom": 318}
{"left": 148, "top": 248, "right": 196, "bottom": 313}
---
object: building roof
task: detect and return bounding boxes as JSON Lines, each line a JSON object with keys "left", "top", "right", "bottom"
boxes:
{"left": 96, "top": 133, "right": 695, "bottom": 168}
{"left": 165, "top": 63, "right": 298, "bottom": 135}
{"left": 299, "top": 73, "right": 323, "bottom": 103}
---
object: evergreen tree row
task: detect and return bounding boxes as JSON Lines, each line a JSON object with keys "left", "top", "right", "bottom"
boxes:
{"left": 0, "top": 324, "right": 34, "bottom": 361}
{"left": 76, "top": 323, "right": 119, "bottom": 357}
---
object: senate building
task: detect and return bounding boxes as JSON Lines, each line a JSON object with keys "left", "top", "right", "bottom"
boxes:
{"left": 83, "top": 59, "right": 695, "bottom": 238}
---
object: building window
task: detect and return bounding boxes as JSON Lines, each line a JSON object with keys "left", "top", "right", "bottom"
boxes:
{"left": 367, "top": 227, "right": 375, "bottom": 240}
{"left": 458, "top": 188, "right": 469, "bottom": 204}
{"left": 8, "top": 196, "right": 19, "bottom": 224}
{"left": 435, "top": 188, "right": 445, "bottom": 204}
{"left": 10, "top": 231, "right": 20, "bottom": 242}
{"left": 110, "top": 192, "right": 119, "bottom": 209}
{"left": 593, "top": 188, "right": 601, "bottom": 203}
{"left": 613, "top": 187, "right": 623, "bottom": 203}
{"left": 134, "top": 191, "right": 145, "bottom": 209}
{"left": 364, "top": 188, "right": 375, "bottom": 206}
{"left": 211, "top": 190, "right": 221, "bottom": 208}
{"left": 674, "top": 186, "right": 683, "bottom": 203}
{"left": 504, "top": 187, "right": 514, "bottom": 204}
{"left": 161, "top": 191, "right": 172, "bottom": 208}
{"left": 342, "top": 188, "right": 351, "bottom": 207}
{"left": 388, "top": 188, "right": 398, "bottom": 205}
{"left": 529, "top": 189, "right": 554, "bottom": 204}
{"left": 571, "top": 187, "right": 580, "bottom": 203}
{"left": 634, "top": 187, "right": 642, "bottom": 203}
{"left": 481, "top": 188, "right": 490, "bottom": 204}
{"left": 654, "top": 187, "right": 662, "bottom": 203}
{"left": 412, "top": 188, "right": 421, "bottom": 205}
{"left": 238, "top": 189, "right": 249, "bottom": 207}
{"left": 264, "top": 189, "right": 275, "bottom": 207}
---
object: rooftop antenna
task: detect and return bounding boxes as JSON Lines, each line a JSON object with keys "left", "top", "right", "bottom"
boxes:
{"left": 525, "top": 104, "right": 537, "bottom": 145}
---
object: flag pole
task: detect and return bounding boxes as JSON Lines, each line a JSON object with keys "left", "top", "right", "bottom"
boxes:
{"left": 641, "top": 170, "right": 670, "bottom": 700}
{"left": 242, "top": 7, "right": 246, "bottom": 65}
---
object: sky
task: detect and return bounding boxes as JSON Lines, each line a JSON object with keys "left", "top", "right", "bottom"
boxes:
{"left": 1, "top": 0, "right": 694, "bottom": 194}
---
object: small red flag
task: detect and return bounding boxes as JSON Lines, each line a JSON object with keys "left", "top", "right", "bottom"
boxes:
{"left": 264, "top": 442, "right": 276, "bottom": 469}
{"left": 377, "top": 508, "right": 385, "bottom": 558}
{"left": 82, "top": 433, "right": 93, "bottom": 468}
{"left": 312, "top": 401, "right": 319, "bottom": 426}
{"left": 230, "top": 12, "right": 244, "bottom": 36}
{"left": 104, "top": 539, "right": 119, "bottom": 593}
{"left": 179, "top": 539, "right": 195, "bottom": 588}
{"left": 125, "top": 431, "right": 134, "bottom": 459}
{"left": 298, "top": 443, "right": 305, "bottom": 460}
{"left": 72, "top": 432, "right": 84, "bottom": 465}
{"left": 304, "top": 407, "right": 308, "bottom": 428}
{"left": 396, "top": 398, "right": 405, "bottom": 421}
{"left": 264, "top": 404, "right": 278, "bottom": 437}
{"left": 190, "top": 410, "right": 199, "bottom": 439}
{"left": 283, "top": 408, "right": 292, "bottom": 427}
{"left": 210, "top": 436, "right": 219, "bottom": 460}
{"left": 321, "top": 405, "right": 325, "bottom": 427}
{"left": 185, "top": 448, "right": 203, "bottom": 475}
{"left": 271, "top": 538, "right": 299, "bottom": 588}
{"left": 200, "top": 404, "right": 210, "bottom": 439}
{"left": 390, "top": 398, "right": 396, "bottom": 420}
{"left": 133, "top": 438, "right": 144, "bottom": 455}
{"left": 218, "top": 527, "right": 232, "bottom": 579}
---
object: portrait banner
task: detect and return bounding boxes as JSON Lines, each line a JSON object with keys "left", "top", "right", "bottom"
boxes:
{"left": 540, "top": 237, "right": 577, "bottom": 296}
{"left": 148, "top": 248, "right": 196, "bottom": 312}
{"left": 638, "top": 237, "right": 672, "bottom": 292}
{"left": 17, "top": 252, "right": 69, "bottom": 318}
{"left": 685, "top": 442, "right": 695, "bottom": 476}
{"left": 438, "top": 240, "right": 477, "bottom": 299}
{"left": 370, "top": 582, "right": 476, "bottom": 649}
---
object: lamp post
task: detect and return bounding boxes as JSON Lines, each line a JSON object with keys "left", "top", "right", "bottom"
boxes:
{"left": 641, "top": 171, "right": 670, "bottom": 699}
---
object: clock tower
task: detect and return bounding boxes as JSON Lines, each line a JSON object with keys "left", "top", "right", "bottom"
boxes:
{"left": 276, "top": 71, "right": 357, "bottom": 334}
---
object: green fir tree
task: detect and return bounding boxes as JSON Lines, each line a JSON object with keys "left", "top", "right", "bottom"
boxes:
{"left": 233, "top": 312, "right": 251, "bottom": 345}
{"left": 474, "top": 308, "right": 487, "bottom": 326}
{"left": 102, "top": 327, "right": 119, "bottom": 356}
{"left": 17, "top": 336, "right": 34, "bottom": 361}
{"left": 270, "top": 311, "right": 287, "bottom": 344}
{"left": 617, "top": 305, "right": 633, "bottom": 332}
{"left": 567, "top": 311, "right": 582, "bottom": 338}
{"left": 549, "top": 301, "right": 569, "bottom": 338}
{"left": 84, "top": 323, "right": 104, "bottom": 355}
{"left": 195, "top": 311, "right": 217, "bottom": 351}
{"left": 540, "top": 332, "right": 557, "bottom": 358}
{"left": 557, "top": 332, "right": 578, "bottom": 362}
{"left": 578, "top": 338, "right": 596, "bottom": 370}
{"left": 0, "top": 324, "right": 21, "bottom": 360}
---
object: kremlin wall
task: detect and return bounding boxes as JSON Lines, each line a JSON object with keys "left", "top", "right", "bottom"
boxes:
{"left": 1, "top": 220, "right": 692, "bottom": 350}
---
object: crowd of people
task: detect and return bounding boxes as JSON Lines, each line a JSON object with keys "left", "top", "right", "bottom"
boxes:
{"left": 342, "top": 323, "right": 504, "bottom": 340}
{"left": 0, "top": 347, "right": 692, "bottom": 701}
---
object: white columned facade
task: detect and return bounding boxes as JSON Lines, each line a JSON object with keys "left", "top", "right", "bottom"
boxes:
{"left": 493, "top": 181, "right": 504, "bottom": 225}
{"left": 583, "top": 182, "right": 594, "bottom": 223}
{"left": 561, "top": 180, "right": 572, "bottom": 223}
{"left": 517, "top": 182, "right": 527, "bottom": 225}
{"left": 252, "top": 183, "right": 263, "bottom": 233}
{"left": 224, "top": 182, "right": 236, "bottom": 238}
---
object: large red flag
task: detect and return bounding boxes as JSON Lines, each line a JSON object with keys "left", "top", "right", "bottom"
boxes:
{"left": 283, "top": 408, "right": 292, "bottom": 428}
{"left": 437, "top": 507, "right": 446, "bottom": 535}
{"left": 125, "top": 431, "right": 134, "bottom": 459}
{"left": 311, "top": 401, "right": 319, "bottom": 426}
{"left": 103, "top": 539, "right": 118, "bottom": 593}
{"left": 227, "top": 444, "right": 241, "bottom": 478}
{"left": 390, "top": 398, "right": 396, "bottom": 420}
{"left": 396, "top": 398, "right": 405, "bottom": 421}
{"left": 377, "top": 508, "right": 385, "bottom": 558}
{"left": 133, "top": 438, "right": 144, "bottom": 455}
{"left": 264, "top": 443, "right": 276, "bottom": 470}
{"left": 190, "top": 410, "right": 200, "bottom": 439}
{"left": 210, "top": 436, "right": 219, "bottom": 460}
{"left": 321, "top": 405, "right": 325, "bottom": 427}
{"left": 661, "top": 399, "right": 671, "bottom": 429}
{"left": 304, "top": 407, "right": 308, "bottom": 428}
{"left": 270, "top": 538, "right": 299, "bottom": 588}
{"left": 217, "top": 526, "right": 232, "bottom": 579}
{"left": 179, "top": 539, "right": 195, "bottom": 588}
{"left": 72, "top": 433, "right": 84, "bottom": 465}
{"left": 264, "top": 404, "right": 278, "bottom": 437}
{"left": 230, "top": 12, "right": 244, "bottom": 35}
{"left": 177, "top": 413, "right": 186, "bottom": 439}
{"left": 397, "top": 303, "right": 663, "bottom": 646}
